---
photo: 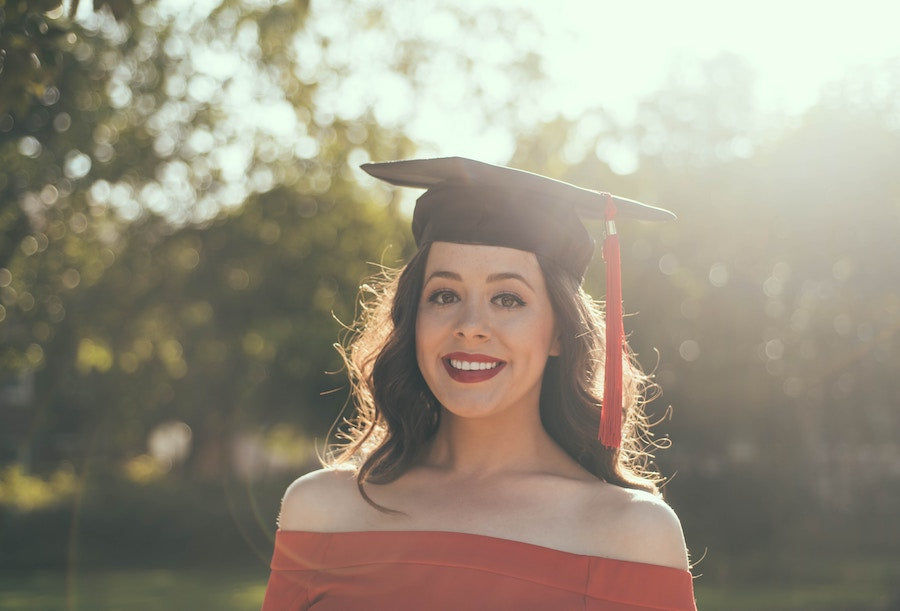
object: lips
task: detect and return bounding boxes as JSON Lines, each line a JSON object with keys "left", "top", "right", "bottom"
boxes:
{"left": 442, "top": 352, "right": 506, "bottom": 383}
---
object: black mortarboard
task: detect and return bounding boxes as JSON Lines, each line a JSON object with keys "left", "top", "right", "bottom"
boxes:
{"left": 360, "top": 156, "right": 676, "bottom": 448}
{"left": 361, "top": 156, "right": 674, "bottom": 281}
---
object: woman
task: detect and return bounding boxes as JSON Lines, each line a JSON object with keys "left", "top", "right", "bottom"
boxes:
{"left": 262, "top": 157, "right": 696, "bottom": 610}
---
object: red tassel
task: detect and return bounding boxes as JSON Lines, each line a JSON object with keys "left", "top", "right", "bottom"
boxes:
{"left": 600, "top": 197, "right": 623, "bottom": 449}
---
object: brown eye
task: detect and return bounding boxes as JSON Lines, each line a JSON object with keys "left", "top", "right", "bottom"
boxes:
{"left": 493, "top": 293, "right": 525, "bottom": 308}
{"left": 428, "top": 290, "right": 459, "bottom": 305}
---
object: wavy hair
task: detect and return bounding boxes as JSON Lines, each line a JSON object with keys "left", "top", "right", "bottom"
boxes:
{"left": 328, "top": 242, "right": 665, "bottom": 502}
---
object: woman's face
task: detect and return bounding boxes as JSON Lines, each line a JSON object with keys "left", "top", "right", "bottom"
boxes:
{"left": 415, "top": 241, "right": 559, "bottom": 421}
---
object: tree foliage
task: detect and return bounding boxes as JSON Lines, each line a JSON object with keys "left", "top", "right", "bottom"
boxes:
{"left": 1, "top": 0, "right": 420, "bottom": 474}
{"left": 511, "top": 55, "right": 900, "bottom": 558}
{"left": 1, "top": 0, "right": 556, "bottom": 482}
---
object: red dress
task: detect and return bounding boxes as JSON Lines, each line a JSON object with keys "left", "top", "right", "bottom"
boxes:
{"left": 262, "top": 530, "right": 696, "bottom": 610}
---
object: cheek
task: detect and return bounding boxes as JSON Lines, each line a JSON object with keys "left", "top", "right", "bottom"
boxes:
{"left": 414, "top": 310, "right": 438, "bottom": 358}
{"left": 414, "top": 314, "right": 445, "bottom": 389}
{"left": 519, "top": 310, "right": 558, "bottom": 354}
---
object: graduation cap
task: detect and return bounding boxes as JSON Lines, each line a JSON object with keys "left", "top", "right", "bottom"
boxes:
{"left": 360, "top": 156, "right": 675, "bottom": 449}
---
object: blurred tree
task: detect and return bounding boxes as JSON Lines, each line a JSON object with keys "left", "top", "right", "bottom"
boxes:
{"left": 1, "top": 0, "right": 140, "bottom": 466}
{"left": 286, "top": 0, "right": 549, "bottom": 159}
{"left": 1, "top": 0, "right": 66, "bottom": 272}
{"left": 1, "top": 0, "right": 551, "bottom": 481}
{"left": 0, "top": 0, "right": 142, "bottom": 268}
{"left": 0, "top": 0, "right": 68, "bottom": 119}
{"left": 509, "top": 55, "right": 900, "bottom": 558}
{"left": 0, "top": 0, "right": 411, "bottom": 474}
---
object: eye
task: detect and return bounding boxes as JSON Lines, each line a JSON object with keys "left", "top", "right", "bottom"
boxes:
{"left": 427, "top": 289, "right": 459, "bottom": 305}
{"left": 493, "top": 292, "right": 525, "bottom": 308}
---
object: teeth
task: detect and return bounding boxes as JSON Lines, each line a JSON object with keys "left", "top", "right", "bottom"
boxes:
{"left": 449, "top": 359, "right": 500, "bottom": 371}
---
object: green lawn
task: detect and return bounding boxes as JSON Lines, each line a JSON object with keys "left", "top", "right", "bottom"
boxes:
{"left": 695, "top": 583, "right": 895, "bottom": 611}
{"left": 1, "top": 561, "right": 897, "bottom": 610}
{"left": 693, "top": 552, "right": 900, "bottom": 610}
{"left": 0, "top": 568, "right": 269, "bottom": 611}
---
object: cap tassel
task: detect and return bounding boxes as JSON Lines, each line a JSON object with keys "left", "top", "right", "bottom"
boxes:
{"left": 600, "top": 196, "right": 623, "bottom": 449}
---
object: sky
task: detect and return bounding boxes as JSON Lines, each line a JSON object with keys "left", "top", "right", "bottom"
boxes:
{"left": 74, "top": 0, "right": 900, "bottom": 166}
{"left": 532, "top": 1, "right": 900, "bottom": 115}
{"left": 405, "top": 0, "right": 900, "bottom": 163}
{"left": 65, "top": 0, "right": 900, "bottom": 218}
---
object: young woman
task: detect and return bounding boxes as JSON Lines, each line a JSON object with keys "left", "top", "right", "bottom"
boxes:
{"left": 262, "top": 157, "right": 696, "bottom": 610}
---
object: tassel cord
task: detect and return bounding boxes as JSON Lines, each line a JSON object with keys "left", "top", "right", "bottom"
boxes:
{"left": 600, "top": 198, "right": 624, "bottom": 448}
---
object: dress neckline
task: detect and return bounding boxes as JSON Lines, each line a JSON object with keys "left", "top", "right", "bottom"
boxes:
{"left": 275, "top": 528, "right": 689, "bottom": 573}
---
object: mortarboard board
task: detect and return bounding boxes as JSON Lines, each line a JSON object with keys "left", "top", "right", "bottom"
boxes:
{"left": 360, "top": 156, "right": 676, "bottom": 449}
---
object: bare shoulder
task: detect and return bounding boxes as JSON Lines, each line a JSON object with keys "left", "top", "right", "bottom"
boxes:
{"left": 586, "top": 484, "right": 690, "bottom": 570}
{"left": 277, "top": 467, "right": 363, "bottom": 531}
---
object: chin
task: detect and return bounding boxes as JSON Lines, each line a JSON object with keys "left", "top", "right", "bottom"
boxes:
{"left": 436, "top": 392, "right": 522, "bottom": 421}
{"left": 441, "top": 405, "right": 501, "bottom": 419}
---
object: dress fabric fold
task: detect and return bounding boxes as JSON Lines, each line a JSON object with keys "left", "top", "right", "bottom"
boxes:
{"left": 261, "top": 530, "right": 696, "bottom": 611}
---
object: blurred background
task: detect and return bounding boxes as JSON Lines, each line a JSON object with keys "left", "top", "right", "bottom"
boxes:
{"left": 1, "top": 0, "right": 899, "bottom": 609}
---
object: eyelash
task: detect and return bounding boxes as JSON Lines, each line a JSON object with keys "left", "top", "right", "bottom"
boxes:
{"left": 493, "top": 293, "right": 525, "bottom": 308}
{"left": 427, "top": 289, "right": 458, "bottom": 305}
{"left": 426, "top": 290, "right": 526, "bottom": 308}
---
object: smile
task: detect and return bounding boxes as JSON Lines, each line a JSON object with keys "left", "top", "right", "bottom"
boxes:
{"left": 448, "top": 359, "right": 501, "bottom": 371}
{"left": 442, "top": 353, "right": 506, "bottom": 383}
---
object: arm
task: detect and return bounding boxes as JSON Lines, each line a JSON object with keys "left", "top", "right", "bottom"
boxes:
{"left": 618, "top": 493, "right": 691, "bottom": 571}
{"left": 261, "top": 469, "right": 358, "bottom": 611}
{"left": 585, "top": 489, "right": 695, "bottom": 610}
{"left": 584, "top": 486, "right": 691, "bottom": 570}
{"left": 278, "top": 467, "right": 359, "bottom": 531}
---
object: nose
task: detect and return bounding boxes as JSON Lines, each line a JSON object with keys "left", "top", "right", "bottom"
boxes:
{"left": 454, "top": 299, "right": 489, "bottom": 341}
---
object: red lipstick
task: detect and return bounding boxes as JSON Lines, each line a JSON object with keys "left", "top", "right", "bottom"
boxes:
{"left": 442, "top": 352, "right": 506, "bottom": 383}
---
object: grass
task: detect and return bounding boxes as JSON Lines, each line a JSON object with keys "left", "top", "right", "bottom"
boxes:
{"left": 1, "top": 555, "right": 898, "bottom": 610}
{"left": 693, "top": 552, "right": 900, "bottom": 611}
{"left": 695, "top": 583, "right": 896, "bottom": 611}
{"left": 0, "top": 568, "right": 269, "bottom": 611}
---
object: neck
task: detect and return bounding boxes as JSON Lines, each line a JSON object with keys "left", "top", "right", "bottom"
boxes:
{"left": 423, "top": 404, "right": 565, "bottom": 479}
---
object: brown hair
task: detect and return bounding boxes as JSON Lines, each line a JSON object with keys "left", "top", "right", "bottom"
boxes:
{"left": 328, "top": 242, "right": 665, "bottom": 500}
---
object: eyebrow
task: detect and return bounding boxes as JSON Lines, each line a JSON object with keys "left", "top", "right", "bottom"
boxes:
{"left": 486, "top": 272, "right": 534, "bottom": 291}
{"left": 423, "top": 270, "right": 535, "bottom": 291}
{"left": 424, "top": 271, "right": 462, "bottom": 284}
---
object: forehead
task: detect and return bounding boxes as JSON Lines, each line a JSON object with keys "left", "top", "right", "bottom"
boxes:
{"left": 424, "top": 242, "right": 544, "bottom": 279}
